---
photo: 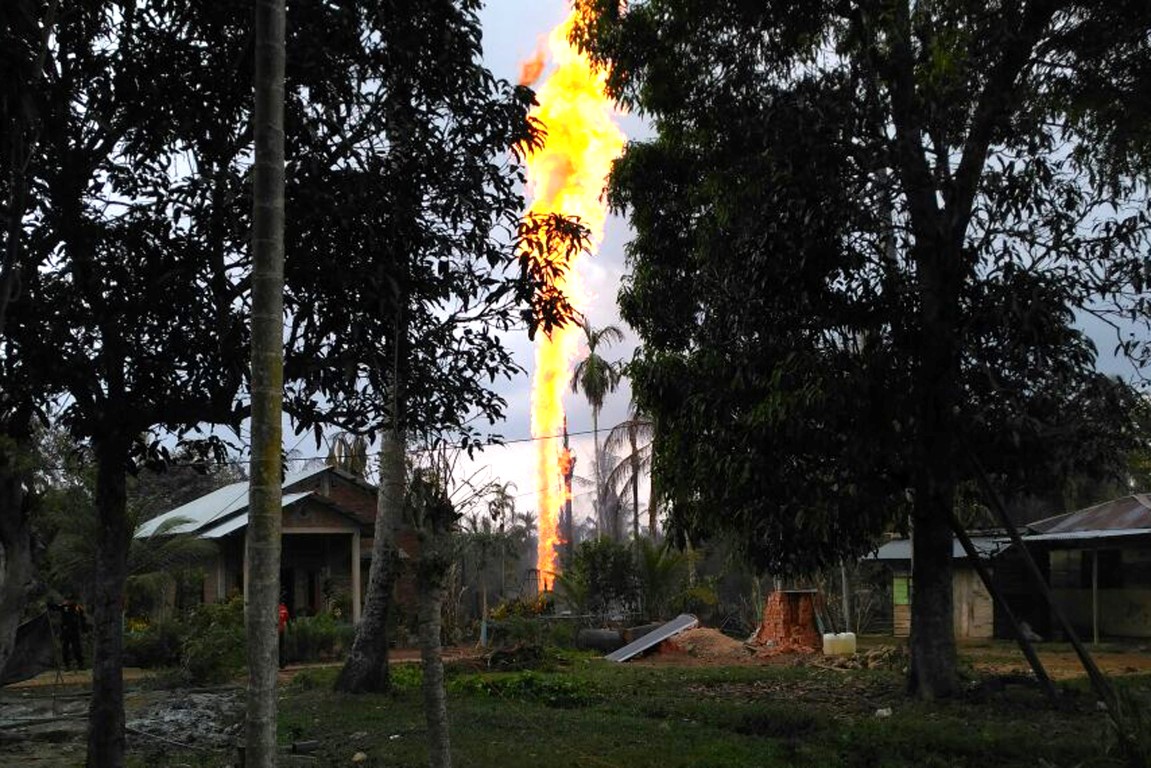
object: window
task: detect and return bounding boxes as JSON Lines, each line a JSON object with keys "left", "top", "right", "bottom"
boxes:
{"left": 893, "top": 575, "right": 911, "bottom": 606}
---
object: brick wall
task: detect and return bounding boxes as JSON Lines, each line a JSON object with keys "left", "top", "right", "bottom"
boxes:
{"left": 754, "top": 591, "right": 821, "bottom": 651}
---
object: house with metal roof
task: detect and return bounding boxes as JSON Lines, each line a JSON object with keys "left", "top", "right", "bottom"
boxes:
{"left": 1021, "top": 494, "right": 1151, "bottom": 641}
{"left": 865, "top": 494, "right": 1151, "bottom": 642}
{"left": 135, "top": 465, "right": 415, "bottom": 623}
{"left": 866, "top": 534, "right": 1007, "bottom": 639}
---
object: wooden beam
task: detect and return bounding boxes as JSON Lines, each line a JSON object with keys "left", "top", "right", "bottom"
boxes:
{"left": 968, "top": 453, "right": 1118, "bottom": 715}
{"left": 947, "top": 510, "right": 1057, "bottom": 703}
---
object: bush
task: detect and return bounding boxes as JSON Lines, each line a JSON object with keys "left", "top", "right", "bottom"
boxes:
{"left": 493, "top": 616, "right": 580, "bottom": 650}
{"left": 282, "top": 613, "right": 355, "bottom": 663}
{"left": 180, "top": 596, "right": 246, "bottom": 684}
{"left": 554, "top": 538, "right": 638, "bottom": 619}
{"left": 448, "top": 670, "right": 596, "bottom": 708}
{"left": 123, "top": 620, "right": 183, "bottom": 668}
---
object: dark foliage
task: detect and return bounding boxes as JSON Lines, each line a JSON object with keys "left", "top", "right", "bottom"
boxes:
{"left": 575, "top": 0, "right": 1151, "bottom": 697}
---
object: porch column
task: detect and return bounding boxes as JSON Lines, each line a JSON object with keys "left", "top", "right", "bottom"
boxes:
{"left": 351, "top": 530, "right": 362, "bottom": 623}
{"left": 242, "top": 530, "right": 250, "bottom": 605}
{"left": 1092, "top": 548, "right": 1099, "bottom": 646}
{"left": 217, "top": 553, "right": 226, "bottom": 601}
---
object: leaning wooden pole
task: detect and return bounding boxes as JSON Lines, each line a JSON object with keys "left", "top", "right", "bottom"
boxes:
{"left": 946, "top": 511, "right": 1057, "bottom": 703}
{"left": 967, "top": 453, "right": 1117, "bottom": 715}
{"left": 246, "top": 0, "right": 286, "bottom": 764}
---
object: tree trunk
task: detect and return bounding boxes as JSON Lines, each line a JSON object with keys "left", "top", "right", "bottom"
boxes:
{"left": 592, "top": 406, "right": 605, "bottom": 538}
{"left": 335, "top": 430, "right": 404, "bottom": 693}
{"left": 0, "top": 432, "right": 33, "bottom": 685}
{"left": 245, "top": 0, "right": 286, "bottom": 763}
{"left": 629, "top": 424, "right": 639, "bottom": 543}
{"left": 907, "top": 247, "right": 961, "bottom": 700}
{"left": 86, "top": 437, "right": 130, "bottom": 768}
{"left": 418, "top": 567, "right": 451, "bottom": 768}
{"left": 908, "top": 497, "right": 957, "bottom": 698}
{"left": 647, "top": 421, "right": 658, "bottom": 540}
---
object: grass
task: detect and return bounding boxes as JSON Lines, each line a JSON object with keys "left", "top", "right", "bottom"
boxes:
{"left": 133, "top": 650, "right": 1150, "bottom": 767}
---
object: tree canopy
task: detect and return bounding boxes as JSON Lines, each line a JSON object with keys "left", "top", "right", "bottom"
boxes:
{"left": 575, "top": 0, "right": 1151, "bottom": 697}
{"left": 281, "top": 0, "right": 585, "bottom": 449}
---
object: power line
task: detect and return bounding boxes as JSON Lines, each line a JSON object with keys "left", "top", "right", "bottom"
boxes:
{"left": 38, "top": 426, "right": 606, "bottom": 473}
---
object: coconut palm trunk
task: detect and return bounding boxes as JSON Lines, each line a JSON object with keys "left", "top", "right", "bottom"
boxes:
{"left": 245, "top": 0, "right": 286, "bottom": 763}
{"left": 591, "top": 406, "right": 604, "bottom": 536}
{"left": 335, "top": 427, "right": 403, "bottom": 693}
{"left": 418, "top": 569, "right": 450, "bottom": 768}
{"left": 629, "top": 421, "right": 639, "bottom": 543}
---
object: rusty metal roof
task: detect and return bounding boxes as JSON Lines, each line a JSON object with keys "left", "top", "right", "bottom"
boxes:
{"left": 1027, "top": 494, "right": 1151, "bottom": 535}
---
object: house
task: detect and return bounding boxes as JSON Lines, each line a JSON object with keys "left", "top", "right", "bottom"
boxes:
{"left": 865, "top": 494, "right": 1151, "bottom": 642}
{"left": 135, "top": 465, "right": 416, "bottom": 622}
{"left": 1019, "top": 494, "right": 1151, "bottom": 641}
{"left": 866, "top": 535, "right": 1007, "bottom": 639}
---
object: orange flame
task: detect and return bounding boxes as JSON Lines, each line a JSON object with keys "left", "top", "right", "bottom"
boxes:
{"left": 523, "top": 7, "right": 625, "bottom": 592}
{"left": 518, "top": 40, "right": 546, "bottom": 87}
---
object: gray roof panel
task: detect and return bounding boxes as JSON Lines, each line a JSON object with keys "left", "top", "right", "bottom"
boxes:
{"left": 134, "top": 465, "right": 332, "bottom": 539}
{"left": 867, "top": 536, "right": 1006, "bottom": 561}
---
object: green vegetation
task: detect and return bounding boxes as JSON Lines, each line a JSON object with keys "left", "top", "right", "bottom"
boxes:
{"left": 135, "top": 654, "right": 1148, "bottom": 767}
{"left": 123, "top": 601, "right": 355, "bottom": 685}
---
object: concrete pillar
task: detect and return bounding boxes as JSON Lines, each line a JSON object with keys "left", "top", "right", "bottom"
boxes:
{"left": 242, "top": 531, "right": 249, "bottom": 605}
{"left": 351, "top": 530, "right": 362, "bottom": 623}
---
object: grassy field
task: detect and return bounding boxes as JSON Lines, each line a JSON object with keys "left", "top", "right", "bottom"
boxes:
{"left": 132, "top": 647, "right": 1151, "bottom": 768}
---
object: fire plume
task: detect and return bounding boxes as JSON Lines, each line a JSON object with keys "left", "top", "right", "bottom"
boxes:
{"left": 522, "top": 7, "right": 625, "bottom": 592}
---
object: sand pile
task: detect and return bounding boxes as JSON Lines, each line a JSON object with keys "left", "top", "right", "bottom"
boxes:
{"left": 661, "top": 628, "right": 755, "bottom": 661}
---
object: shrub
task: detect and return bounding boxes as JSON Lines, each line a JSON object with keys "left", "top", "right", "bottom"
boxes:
{"left": 282, "top": 613, "right": 355, "bottom": 663}
{"left": 123, "top": 620, "right": 183, "bottom": 668}
{"left": 448, "top": 671, "right": 596, "bottom": 708}
{"left": 180, "top": 596, "right": 246, "bottom": 684}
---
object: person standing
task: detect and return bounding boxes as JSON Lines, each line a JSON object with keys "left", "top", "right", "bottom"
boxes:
{"left": 50, "top": 598, "right": 89, "bottom": 670}
{"left": 277, "top": 600, "right": 289, "bottom": 668}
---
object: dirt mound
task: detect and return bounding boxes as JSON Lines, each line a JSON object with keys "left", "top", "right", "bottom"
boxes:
{"left": 661, "top": 628, "right": 755, "bottom": 661}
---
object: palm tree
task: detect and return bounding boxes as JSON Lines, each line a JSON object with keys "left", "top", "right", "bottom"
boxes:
{"left": 246, "top": 0, "right": 286, "bottom": 763}
{"left": 326, "top": 432, "right": 370, "bottom": 479}
{"left": 570, "top": 318, "right": 623, "bottom": 539}
{"left": 47, "top": 504, "right": 215, "bottom": 619}
{"left": 605, "top": 410, "right": 655, "bottom": 542}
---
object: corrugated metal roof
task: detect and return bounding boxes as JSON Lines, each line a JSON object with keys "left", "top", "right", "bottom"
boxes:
{"left": 866, "top": 536, "right": 1006, "bottom": 561}
{"left": 134, "top": 465, "right": 330, "bottom": 538}
{"left": 198, "top": 493, "right": 312, "bottom": 539}
{"left": 1019, "top": 527, "right": 1151, "bottom": 544}
{"left": 1027, "top": 495, "right": 1151, "bottom": 535}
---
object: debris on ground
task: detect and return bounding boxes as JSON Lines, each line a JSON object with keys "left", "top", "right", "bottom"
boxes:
{"left": 804, "top": 645, "right": 909, "bottom": 671}
{"left": 126, "top": 688, "right": 243, "bottom": 751}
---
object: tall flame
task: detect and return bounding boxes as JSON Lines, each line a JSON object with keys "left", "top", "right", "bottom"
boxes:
{"left": 522, "top": 8, "right": 625, "bottom": 592}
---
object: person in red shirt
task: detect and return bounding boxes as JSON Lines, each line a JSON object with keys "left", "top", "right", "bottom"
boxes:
{"left": 277, "top": 601, "right": 289, "bottom": 668}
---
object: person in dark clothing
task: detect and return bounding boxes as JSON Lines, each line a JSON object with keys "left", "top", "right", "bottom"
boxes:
{"left": 49, "top": 599, "right": 89, "bottom": 670}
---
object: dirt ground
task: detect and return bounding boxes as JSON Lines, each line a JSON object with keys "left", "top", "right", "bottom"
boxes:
{"left": 638, "top": 628, "right": 1151, "bottom": 680}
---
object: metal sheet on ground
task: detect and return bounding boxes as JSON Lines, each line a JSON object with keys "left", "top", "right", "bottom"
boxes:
{"left": 605, "top": 614, "right": 699, "bottom": 662}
